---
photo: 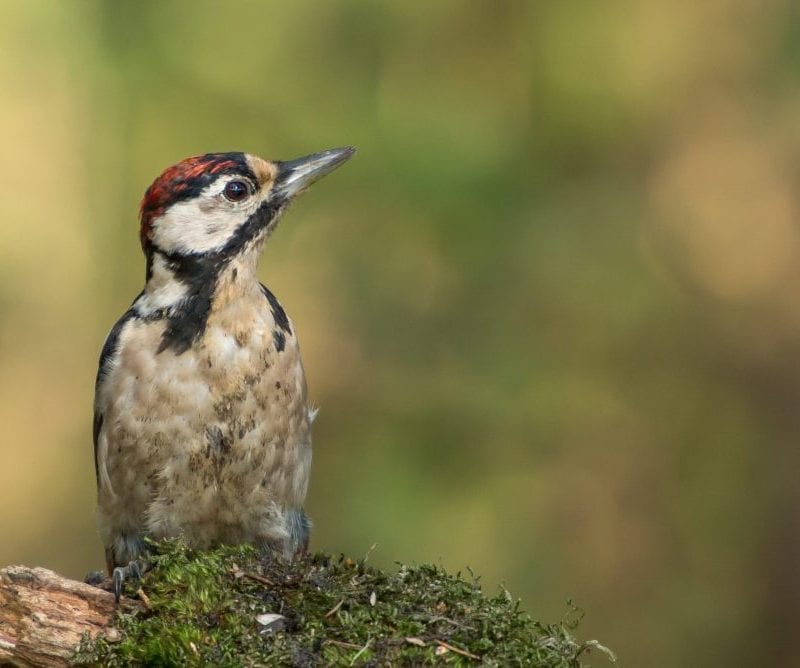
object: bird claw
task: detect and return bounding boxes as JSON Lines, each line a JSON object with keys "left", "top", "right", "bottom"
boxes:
{"left": 112, "top": 560, "right": 144, "bottom": 603}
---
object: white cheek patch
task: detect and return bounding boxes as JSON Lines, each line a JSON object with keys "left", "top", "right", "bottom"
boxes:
{"left": 150, "top": 178, "right": 265, "bottom": 255}
{"left": 152, "top": 199, "right": 250, "bottom": 254}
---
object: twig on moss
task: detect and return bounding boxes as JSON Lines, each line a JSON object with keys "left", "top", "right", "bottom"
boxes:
{"left": 434, "top": 638, "right": 481, "bottom": 661}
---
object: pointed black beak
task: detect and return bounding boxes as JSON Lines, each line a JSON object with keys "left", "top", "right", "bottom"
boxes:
{"left": 275, "top": 146, "right": 356, "bottom": 200}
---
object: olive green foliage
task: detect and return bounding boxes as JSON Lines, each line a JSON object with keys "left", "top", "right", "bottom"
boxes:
{"left": 75, "top": 539, "right": 613, "bottom": 666}
{"left": 3, "top": 2, "right": 799, "bottom": 666}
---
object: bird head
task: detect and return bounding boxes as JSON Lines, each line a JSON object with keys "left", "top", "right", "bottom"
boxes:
{"left": 139, "top": 147, "right": 355, "bottom": 260}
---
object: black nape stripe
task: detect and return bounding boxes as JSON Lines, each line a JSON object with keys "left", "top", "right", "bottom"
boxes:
{"left": 156, "top": 253, "right": 218, "bottom": 354}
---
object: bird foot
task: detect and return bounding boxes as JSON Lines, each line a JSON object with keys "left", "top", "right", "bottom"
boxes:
{"left": 112, "top": 559, "right": 146, "bottom": 603}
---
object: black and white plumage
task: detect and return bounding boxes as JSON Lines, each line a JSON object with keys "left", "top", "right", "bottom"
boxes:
{"left": 93, "top": 148, "right": 354, "bottom": 582}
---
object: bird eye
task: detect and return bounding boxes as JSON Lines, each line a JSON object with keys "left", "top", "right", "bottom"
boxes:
{"left": 223, "top": 180, "right": 250, "bottom": 202}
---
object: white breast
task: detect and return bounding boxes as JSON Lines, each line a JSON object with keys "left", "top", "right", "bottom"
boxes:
{"left": 95, "top": 290, "right": 312, "bottom": 555}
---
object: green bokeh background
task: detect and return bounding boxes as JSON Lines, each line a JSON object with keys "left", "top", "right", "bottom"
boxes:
{"left": 1, "top": 2, "right": 798, "bottom": 665}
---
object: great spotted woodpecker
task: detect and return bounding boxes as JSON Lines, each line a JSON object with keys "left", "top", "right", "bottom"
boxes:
{"left": 93, "top": 147, "right": 355, "bottom": 598}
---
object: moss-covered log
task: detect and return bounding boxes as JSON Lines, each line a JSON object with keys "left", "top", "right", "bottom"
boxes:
{"left": 2, "top": 540, "right": 614, "bottom": 666}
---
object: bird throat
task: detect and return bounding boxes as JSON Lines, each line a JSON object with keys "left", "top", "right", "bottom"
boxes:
{"left": 139, "top": 194, "right": 284, "bottom": 355}
{"left": 140, "top": 243, "right": 263, "bottom": 356}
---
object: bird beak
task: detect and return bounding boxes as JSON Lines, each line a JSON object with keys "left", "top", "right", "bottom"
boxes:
{"left": 275, "top": 146, "right": 356, "bottom": 200}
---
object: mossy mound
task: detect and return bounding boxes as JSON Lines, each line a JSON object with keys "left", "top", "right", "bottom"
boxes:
{"left": 75, "top": 539, "right": 614, "bottom": 666}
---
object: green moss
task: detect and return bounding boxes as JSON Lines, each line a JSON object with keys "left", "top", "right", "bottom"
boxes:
{"left": 75, "top": 539, "right": 614, "bottom": 666}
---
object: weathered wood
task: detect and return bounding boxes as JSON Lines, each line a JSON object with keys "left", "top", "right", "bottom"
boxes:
{"left": 0, "top": 566, "right": 124, "bottom": 667}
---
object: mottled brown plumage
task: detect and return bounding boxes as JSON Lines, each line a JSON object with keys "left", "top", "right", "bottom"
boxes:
{"left": 93, "top": 148, "right": 354, "bottom": 591}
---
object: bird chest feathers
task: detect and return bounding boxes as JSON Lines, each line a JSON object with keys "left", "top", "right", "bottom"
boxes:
{"left": 98, "top": 292, "right": 308, "bottom": 481}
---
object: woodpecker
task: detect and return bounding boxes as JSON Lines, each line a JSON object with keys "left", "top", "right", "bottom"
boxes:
{"left": 93, "top": 147, "right": 354, "bottom": 597}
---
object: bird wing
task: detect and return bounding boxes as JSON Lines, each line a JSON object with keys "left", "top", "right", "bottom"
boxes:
{"left": 93, "top": 304, "right": 138, "bottom": 486}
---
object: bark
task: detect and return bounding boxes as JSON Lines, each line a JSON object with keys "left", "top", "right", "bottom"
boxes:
{"left": 0, "top": 565, "right": 129, "bottom": 667}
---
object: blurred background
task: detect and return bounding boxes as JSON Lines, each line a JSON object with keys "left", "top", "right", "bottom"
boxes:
{"left": 1, "top": 1, "right": 798, "bottom": 665}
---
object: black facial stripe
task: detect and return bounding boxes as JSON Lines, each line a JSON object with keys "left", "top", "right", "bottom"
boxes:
{"left": 220, "top": 194, "right": 287, "bottom": 256}
{"left": 151, "top": 195, "right": 289, "bottom": 354}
